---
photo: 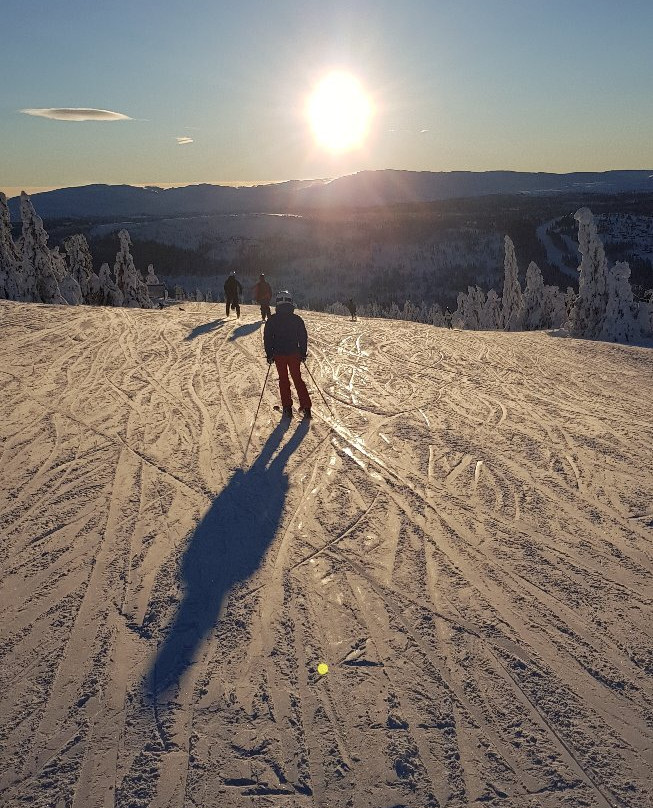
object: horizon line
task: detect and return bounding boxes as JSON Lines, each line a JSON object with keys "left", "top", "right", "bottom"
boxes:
{"left": 3, "top": 167, "right": 653, "bottom": 200}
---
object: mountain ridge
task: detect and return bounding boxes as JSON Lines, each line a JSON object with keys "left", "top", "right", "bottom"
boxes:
{"left": 7, "top": 169, "right": 653, "bottom": 220}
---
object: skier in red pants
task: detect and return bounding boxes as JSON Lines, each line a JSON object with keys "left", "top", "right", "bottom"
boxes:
{"left": 263, "top": 290, "right": 312, "bottom": 419}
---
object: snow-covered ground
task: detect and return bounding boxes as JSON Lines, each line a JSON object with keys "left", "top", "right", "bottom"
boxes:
{"left": 1, "top": 300, "right": 651, "bottom": 808}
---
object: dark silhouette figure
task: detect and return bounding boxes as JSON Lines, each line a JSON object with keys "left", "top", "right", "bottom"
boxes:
{"left": 253, "top": 273, "right": 273, "bottom": 321}
{"left": 224, "top": 271, "right": 243, "bottom": 318}
{"left": 147, "top": 419, "right": 309, "bottom": 698}
{"left": 346, "top": 298, "right": 357, "bottom": 321}
{"left": 264, "top": 290, "right": 311, "bottom": 419}
{"left": 444, "top": 307, "right": 453, "bottom": 329}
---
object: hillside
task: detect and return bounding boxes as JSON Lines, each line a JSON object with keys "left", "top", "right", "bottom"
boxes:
{"left": 0, "top": 301, "right": 651, "bottom": 808}
{"left": 7, "top": 169, "right": 653, "bottom": 220}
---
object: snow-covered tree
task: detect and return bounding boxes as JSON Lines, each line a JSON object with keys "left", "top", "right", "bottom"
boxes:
{"left": 636, "top": 299, "right": 653, "bottom": 337}
{"left": 0, "top": 192, "right": 20, "bottom": 300}
{"left": 98, "top": 262, "right": 124, "bottom": 307}
{"left": 65, "top": 234, "right": 100, "bottom": 304}
{"left": 502, "top": 236, "right": 524, "bottom": 330}
{"left": 205, "top": 288, "right": 212, "bottom": 302}
{"left": 145, "top": 263, "right": 159, "bottom": 284}
{"left": 58, "top": 273, "right": 83, "bottom": 305}
{"left": 49, "top": 244, "right": 82, "bottom": 304}
{"left": 19, "top": 192, "right": 66, "bottom": 304}
{"left": 568, "top": 208, "right": 608, "bottom": 338}
{"left": 196, "top": 288, "right": 203, "bottom": 302}
{"left": 402, "top": 300, "right": 421, "bottom": 321}
{"left": 599, "top": 261, "right": 640, "bottom": 343}
{"left": 113, "top": 230, "right": 151, "bottom": 308}
{"left": 522, "top": 261, "right": 545, "bottom": 330}
{"left": 429, "top": 302, "right": 444, "bottom": 327}
{"left": 543, "top": 285, "right": 567, "bottom": 329}
{"left": 453, "top": 290, "right": 467, "bottom": 328}
{"left": 453, "top": 286, "right": 484, "bottom": 329}
{"left": 467, "top": 286, "right": 485, "bottom": 329}
{"left": 480, "top": 289, "right": 502, "bottom": 330}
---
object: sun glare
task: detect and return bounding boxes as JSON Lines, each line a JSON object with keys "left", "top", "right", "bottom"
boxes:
{"left": 307, "top": 72, "right": 373, "bottom": 153}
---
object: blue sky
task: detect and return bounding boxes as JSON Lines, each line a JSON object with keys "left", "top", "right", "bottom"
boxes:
{"left": 1, "top": 0, "right": 652, "bottom": 196}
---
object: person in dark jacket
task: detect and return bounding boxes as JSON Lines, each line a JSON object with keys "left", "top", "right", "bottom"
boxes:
{"left": 444, "top": 307, "right": 453, "bottom": 329}
{"left": 224, "top": 271, "right": 243, "bottom": 318}
{"left": 253, "top": 273, "right": 272, "bottom": 321}
{"left": 346, "top": 298, "right": 357, "bottom": 321}
{"left": 263, "top": 290, "right": 312, "bottom": 419}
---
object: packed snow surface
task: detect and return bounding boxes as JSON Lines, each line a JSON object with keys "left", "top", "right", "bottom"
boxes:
{"left": 0, "top": 301, "right": 651, "bottom": 808}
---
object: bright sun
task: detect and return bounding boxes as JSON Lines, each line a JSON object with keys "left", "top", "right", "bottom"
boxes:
{"left": 307, "top": 72, "right": 373, "bottom": 153}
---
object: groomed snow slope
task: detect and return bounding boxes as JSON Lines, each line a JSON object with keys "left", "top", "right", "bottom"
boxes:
{"left": 0, "top": 301, "right": 651, "bottom": 808}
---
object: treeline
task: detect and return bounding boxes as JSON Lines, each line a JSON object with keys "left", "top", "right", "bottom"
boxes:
{"left": 0, "top": 192, "right": 152, "bottom": 308}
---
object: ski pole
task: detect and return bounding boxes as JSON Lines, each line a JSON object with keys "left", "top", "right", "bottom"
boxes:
{"left": 242, "top": 363, "right": 272, "bottom": 463}
{"left": 303, "top": 360, "right": 335, "bottom": 418}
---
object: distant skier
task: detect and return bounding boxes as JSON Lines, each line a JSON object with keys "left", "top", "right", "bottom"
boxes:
{"left": 224, "top": 270, "right": 243, "bottom": 318}
{"left": 253, "top": 273, "right": 272, "bottom": 321}
{"left": 264, "top": 291, "right": 312, "bottom": 419}
{"left": 346, "top": 298, "right": 357, "bottom": 321}
{"left": 444, "top": 307, "right": 453, "bottom": 329}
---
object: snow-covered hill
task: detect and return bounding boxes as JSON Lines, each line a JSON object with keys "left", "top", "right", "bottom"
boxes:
{"left": 1, "top": 301, "right": 651, "bottom": 808}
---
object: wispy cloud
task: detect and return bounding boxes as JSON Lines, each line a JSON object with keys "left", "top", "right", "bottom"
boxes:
{"left": 176, "top": 136, "right": 194, "bottom": 145}
{"left": 20, "top": 107, "right": 131, "bottom": 121}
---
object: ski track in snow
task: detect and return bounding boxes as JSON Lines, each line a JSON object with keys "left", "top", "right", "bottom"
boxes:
{"left": 0, "top": 300, "right": 651, "bottom": 808}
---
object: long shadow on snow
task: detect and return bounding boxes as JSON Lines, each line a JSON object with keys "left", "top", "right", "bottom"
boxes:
{"left": 184, "top": 318, "right": 226, "bottom": 340}
{"left": 146, "top": 418, "right": 309, "bottom": 698}
{"left": 228, "top": 321, "right": 262, "bottom": 340}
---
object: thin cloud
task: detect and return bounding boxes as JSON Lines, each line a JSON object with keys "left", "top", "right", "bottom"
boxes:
{"left": 176, "top": 136, "right": 194, "bottom": 145}
{"left": 20, "top": 107, "right": 131, "bottom": 121}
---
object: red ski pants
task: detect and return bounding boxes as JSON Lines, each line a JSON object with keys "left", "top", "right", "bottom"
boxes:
{"left": 274, "top": 355, "right": 311, "bottom": 410}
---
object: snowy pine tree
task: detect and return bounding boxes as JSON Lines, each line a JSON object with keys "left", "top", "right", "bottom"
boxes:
{"left": 502, "top": 236, "right": 524, "bottom": 330}
{"left": 145, "top": 264, "right": 159, "bottom": 284}
{"left": 480, "top": 289, "right": 502, "bottom": 329}
{"left": 429, "top": 302, "right": 444, "bottom": 327}
{"left": 113, "top": 230, "right": 151, "bottom": 308}
{"left": 543, "top": 285, "right": 567, "bottom": 329}
{"left": 599, "top": 261, "right": 641, "bottom": 343}
{"left": 19, "top": 192, "right": 66, "bottom": 304}
{"left": 453, "top": 289, "right": 468, "bottom": 328}
{"left": 523, "top": 261, "right": 545, "bottom": 330}
{"left": 52, "top": 245, "right": 82, "bottom": 304}
{"left": 466, "top": 286, "right": 485, "bottom": 329}
{"left": 98, "top": 262, "right": 124, "bottom": 307}
{"left": 65, "top": 234, "right": 100, "bottom": 304}
{"left": 0, "top": 192, "right": 20, "bottom": 300}
{"left": 568, "top": 208, "right": 608, "bottom": 338}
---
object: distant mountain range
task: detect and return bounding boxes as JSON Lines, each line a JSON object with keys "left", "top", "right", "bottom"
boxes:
{"left": 8, "top": 169, "right": 653, "bottom": 220}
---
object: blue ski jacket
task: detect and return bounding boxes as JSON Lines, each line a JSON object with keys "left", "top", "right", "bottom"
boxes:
{"left": 263, "top": 303, "right": 308, "bottom": 360}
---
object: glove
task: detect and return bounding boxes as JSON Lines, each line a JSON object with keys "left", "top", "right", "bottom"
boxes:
{"left": 267, "top": 356, "right": 274, "bottom": 364}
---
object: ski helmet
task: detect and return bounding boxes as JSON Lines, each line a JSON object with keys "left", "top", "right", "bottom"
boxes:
{"left": 275, "top": 290, "right": 293, "bottom": 305}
